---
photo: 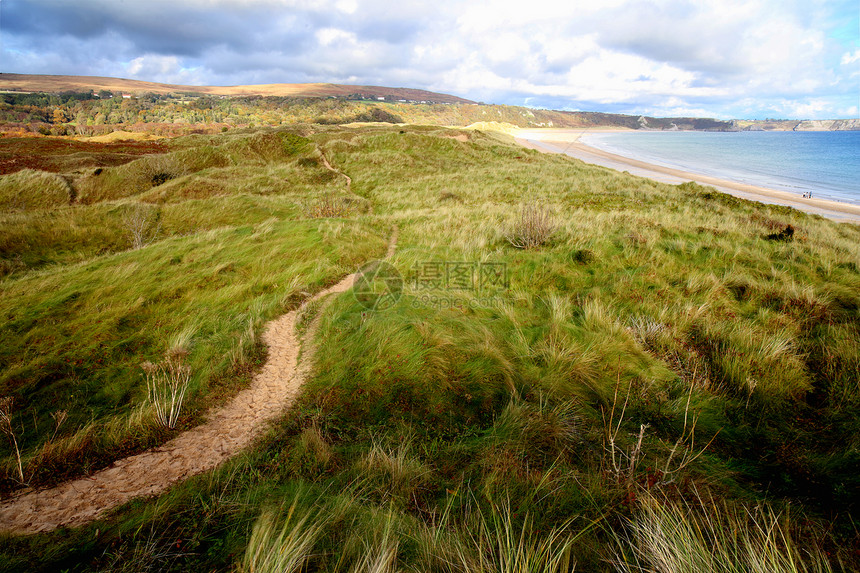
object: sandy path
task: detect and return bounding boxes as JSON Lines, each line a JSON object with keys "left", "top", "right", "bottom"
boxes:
{"left": 0, "top": 229, "right": 398, "bottom": 535}
{"left": 515, "top": 131, "right": 860, "bottom": 224}
{"left": 319, "top": 151, "right": 352, "bottom": 191}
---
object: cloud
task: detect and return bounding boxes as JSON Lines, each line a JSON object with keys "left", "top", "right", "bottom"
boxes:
{"left": 125, "top": 55, "right": 205, "bottom": 86}
{"left": 1, "top": 0, "right": 856, "bottom": 118}
{"left": 842, "top": 50, "right": 860, "bottom": 66}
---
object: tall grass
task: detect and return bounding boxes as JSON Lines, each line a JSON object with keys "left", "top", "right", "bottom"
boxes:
{"left": 1, "top": 124, "right": 858, "bottom": 572}
{"left": 0, "top": 169, "right": 73, "bottom": 211}
{"left": 242, "top": 496, "right": 325, "bottom": 573}
{"left": 609, "top": 493, "right": 835, "bottom": 573}
{"left": 142, "top": 347, "right": 191, "bottom": 429}
{"left": 505, "top": 202, "right": 558, "bottom": 249}
{"left": 450, "top": 498, "right": 577, "bottom": 573}
{"left": 240, "top": 489, "right": 578, "bottom": 573}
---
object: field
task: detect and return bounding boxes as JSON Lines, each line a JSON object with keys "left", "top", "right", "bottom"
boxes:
{"left": 0, "top": 124, "right": 858, "bottom": 571}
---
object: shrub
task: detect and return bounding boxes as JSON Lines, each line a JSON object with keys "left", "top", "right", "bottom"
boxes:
{"left": 505, "top": 202, "right": 557, "bottom": 249}
{"left": 766, "top": 224, "right": 795, "bottom": 242}
{"left": 122, "top": 203, "right": 162, "bottom": 249}
{"left": 138, "top": 154, "right": 187, "bottom": 189}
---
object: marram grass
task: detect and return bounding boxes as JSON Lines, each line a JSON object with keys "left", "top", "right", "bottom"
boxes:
{"left": 610, "top": 493, "right": 835, "bottom": 573}
{"left": 0, "top": 124, "right": 857, "bottom": 572}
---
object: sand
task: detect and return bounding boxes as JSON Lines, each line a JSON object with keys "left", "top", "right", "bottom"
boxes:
{"left": 514, "top": 129, "right": 860, "bottom": 224}
{"left": 82, "top": 130, "right": 163, "bottom": 143}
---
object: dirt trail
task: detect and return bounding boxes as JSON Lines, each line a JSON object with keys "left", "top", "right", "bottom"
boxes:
{"left": 0, "top": 230, "right": 397, "bottom": 535}
{"left": 319, "top": 151, "right": 352, "bottom": 191}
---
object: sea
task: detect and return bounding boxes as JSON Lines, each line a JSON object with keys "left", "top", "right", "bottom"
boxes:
{"left": 578, "top": 130, "right": 860, "bottom": 205}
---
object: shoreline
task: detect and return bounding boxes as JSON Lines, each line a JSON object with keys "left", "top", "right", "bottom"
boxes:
{"left": 514, "top": 129, "right": 860, "bottom": 224}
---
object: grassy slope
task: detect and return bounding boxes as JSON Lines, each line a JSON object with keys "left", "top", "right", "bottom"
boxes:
{"left": 0, "top": 128, "right": 387, "bottom": 490}
{"left": 1, "top": 126, "right": 858, "bottom": 571}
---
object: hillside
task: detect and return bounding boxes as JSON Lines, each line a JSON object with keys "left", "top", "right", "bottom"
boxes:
{"left": 4, "top": 74, "right": 857, "bottom": 134}
{"left": 0, "top": 124, "right": 858, "bottom": 570}
{"left": 0, "top": 73, "right": 475, "bottom": 104}
{"left": 0, "top": 76, "right": 738, "bottom": 137}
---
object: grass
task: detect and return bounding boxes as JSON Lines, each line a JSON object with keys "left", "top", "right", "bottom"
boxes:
{"left": 505, "top": 201, "right": 558, "bottom": 249}
{"left": 242, "top": 494, "right": 325, "bottom": 573}
{"left": 0, "top": 169, "right": 73, "bottom": 211}
{"left": 0, "top": 124, "right": 858, "bottom": 572}
{"left": 0, "top": 129, "right": 393, "bottom": 489}
{"left": 142, "top": 346, "right": 192, "bottom": 429}
{"left": 609, "top": 492, "right": 835, "bottom": 573}
{"left": 0, "top": 162, "right": 386, "bottom": 489}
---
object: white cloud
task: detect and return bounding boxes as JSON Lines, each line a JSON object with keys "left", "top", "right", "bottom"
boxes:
{"left": 842, "top": 50, "right": 860, "bottom": 65}
{"left": 125, "top": 55, "right": 204, "bottom": 85}
{"left": 335, "top": 0, "right": 358, "bottom": 14}
{"left": 316, "top": 28, "right": 358, "bottom": 47}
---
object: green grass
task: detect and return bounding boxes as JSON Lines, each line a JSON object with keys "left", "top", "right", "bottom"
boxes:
{"left": 0, "top": 124, "right": 858, "bottom": 572}
{"left": 0, "top": 131, "right": 344, "bottom": 278}
{"left": 0, "top": 217, "right": 385, "bottom": 489}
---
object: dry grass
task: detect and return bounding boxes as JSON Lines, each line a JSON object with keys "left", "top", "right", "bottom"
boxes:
{"left": 304, "top": 191, "right": 354, "bottom": 218}
{"left": 0, "top": 169, "right": 73, "bottom": 211}
{"left": 242, "top": 497, "right": 326, "bottom": 573}
{"left": 610, "top": 492, "right": 834, "bottom": 573}
{"left": 142, "top": 347, "right": 192, "bottom": 430}
{"left": 0, "top": 396, "right": 25, "bottom": 483}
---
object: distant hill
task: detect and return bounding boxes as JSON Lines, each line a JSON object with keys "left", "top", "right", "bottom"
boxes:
{"left": 0, "top": 73, "right": 475, "bottom": 105}
{"left": 3, "top": 74, "right": 856, "bottom": 133}
{"left": 733, "top": 118, "right": 860, "bottom": 131}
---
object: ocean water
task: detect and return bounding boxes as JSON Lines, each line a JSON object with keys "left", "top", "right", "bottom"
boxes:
{"left": 579, "top": 130, "right": 860, "bottom": 205}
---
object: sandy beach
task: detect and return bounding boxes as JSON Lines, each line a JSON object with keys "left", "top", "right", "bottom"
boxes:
{"left": 514, "top": 129, "right": 860, "bottom": 224}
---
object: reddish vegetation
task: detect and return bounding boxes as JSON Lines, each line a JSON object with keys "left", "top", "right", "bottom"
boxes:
{"left": 0, "top": 138, "right": 167, "bottom": 175}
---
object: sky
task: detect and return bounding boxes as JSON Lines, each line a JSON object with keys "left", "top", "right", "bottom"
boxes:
{"left": 1, "top": 0, "right": 858, "bottom": 119}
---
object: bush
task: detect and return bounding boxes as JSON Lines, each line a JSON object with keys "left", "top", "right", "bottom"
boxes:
{"left": 505, "top": 202, "right": 557, "bottom": 249}
{"left": 122, "top": 203, "right": 162, "bottom": 249}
